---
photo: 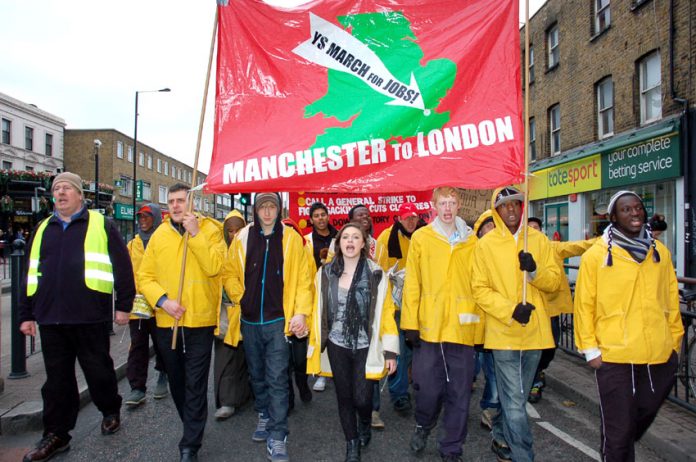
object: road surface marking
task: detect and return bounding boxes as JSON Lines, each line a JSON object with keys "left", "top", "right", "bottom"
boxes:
{"left": 537, "top": 421, "right": 601, "bottom": 461}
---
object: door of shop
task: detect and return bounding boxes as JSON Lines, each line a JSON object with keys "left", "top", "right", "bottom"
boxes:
{"left": 544, "top": 202, "right": 568, "bottom": 242}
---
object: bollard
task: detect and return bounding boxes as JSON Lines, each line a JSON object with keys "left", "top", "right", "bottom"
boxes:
{"left": 9, "top": 238, "right": 28, "bottom": 379}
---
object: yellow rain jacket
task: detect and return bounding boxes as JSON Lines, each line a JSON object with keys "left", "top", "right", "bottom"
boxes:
{"left": 376, "top": 225, "right": 411, "bottom": 272}
{"left": 471, "top": 188, "right": 560, "bottom": 350}
{"left": 401, "top": 218, "right": 482, "bottom": 345}
{"left": 222, "top": 223, "right": 313, "bottom": 343}
{"left": 545, "top": 239, "right": 596, "bottom": 316}
{"left": 127, "top": 236, "right": 146, "bottom": 321}
{"left": 138, "top": 215, "right": 226, "bottom": 328}
{"left": 218, "top": 209, "right": 246, "bottom": 343}
{"left": 307, "top": 258, "right": 399, "bottom": 380}
{"left": 574, "top": 234, "right": 683, "bottom": 364}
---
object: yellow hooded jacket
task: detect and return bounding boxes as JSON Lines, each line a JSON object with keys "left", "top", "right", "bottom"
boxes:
{"left": 376, "top": 224, "right": 411, "bottom": 272}
{"left": 573, "top": 234, "right": 682, "bottom": 364}
{"left": 138, "top": 215, "right": 226, "bottom": 328}
{"left": 222, "top": 222, "right": 313, "bottom": 342}
{"left": 545, "top": 239, "right": 596, "bottom": 316}
{"left": 219, "top": 209, "right": 246, "bottom": 343}
{"left": 401, "top": 218, "right": 482, "bottom": 345}
{"left": 471, "top": 187, "right": 560, "bottom": 350}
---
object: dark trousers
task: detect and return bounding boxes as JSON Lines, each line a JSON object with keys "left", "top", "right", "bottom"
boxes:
{"left": 39, "top": 322, "right": 122, "bottom": 440}
{"left": 327, "top": 342, "right": 374, "bottom": 441}
{"left": 156, "top": 326, "right": 214, "bottom": 451}
{"left": 126, "top": 318, "right": 165, "bottom": 391}
{"left": 287, "top": 335, "right": 309, "bottom": 402}
{"left": 213, "top": 338, "right": 252, "bottom": 408}
{"left": 412, "top": 341, "right": 475, "bottom": 457}
{"left": 534, "top": 316, "right": 561, "bottom": 382}
{"left": 596, "top": 353, "right": 677, "bottom": 462}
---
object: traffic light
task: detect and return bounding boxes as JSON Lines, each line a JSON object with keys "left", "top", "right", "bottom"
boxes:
{"left": 239, "top": 193, "right": 251, "bottom": 206}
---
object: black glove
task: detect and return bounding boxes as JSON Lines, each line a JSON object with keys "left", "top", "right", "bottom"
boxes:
{"left": 518, "top": 251, "right": 537, "bottom": 273}
{"left": 403, "top": 329, "right": 421, "bottom": 348}
{"left": 512, "top": 302, "right": 535, "bottom": 325}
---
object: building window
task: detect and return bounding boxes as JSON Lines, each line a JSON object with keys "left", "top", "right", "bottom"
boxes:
{"left": 178, "top": 168, "right": 182, "bottom": 180}
{"left": 157, "top": 158, "right": 162, "bottom": 173}
{"left": 159, "top": 185, "right": 167, "bottom": 204}
{"left": 26, "top": 166, "right": 34, "bottom": 172}
{"left": 120, "top": 175, "right": 133, "bottom": 196}
{"left": 597, "top": 77, "right": 614, "bottom": 138}
{"left": 127, "top": 146, "right": 133, "bottom": 163}
{"left": 2, "top": 161, "right": 12, "bottom": 170}
{"left": 142, "top": 182, "right": 151, "bottom": 201}
{"left": 147, "top": 155, "right": 153, "bottom": 170}
{"left": 640, "top": 51, "right": 662, "bottom": 124}
{"left": 529, "top": 46, "right": 535, "bottom": 84}
{"left": 1, "top": 118, "right": 10, "bottom": 144}
{"left": 25, "top": 127, "right": 34, "bottom": 151}
{"left": 139, "top": 152, "right": 145, "bottom": 166}
{"left": 549, "top": 104, "right": 561, "bottom": 155}
{"left": 117, "top": 141, "right": 124, "bottom": 159}
{"left": 45, "top": 133, "right": 53, "bottom": 156}
{"left": 164, "top": 161, "right": 169, "bottom": 176}
{"left": 595, "top": 0, "right": 611, "bottom": 34}
{"left": 547, "top": 24, "right": 559, "bottom": 69}
{"left": 529, "top": 117, "right": 537, "bottom": 160}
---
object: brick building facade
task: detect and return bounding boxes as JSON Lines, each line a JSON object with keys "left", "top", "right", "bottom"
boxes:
{"left": 521, "top": 0, "right": 695, "bottom": 277}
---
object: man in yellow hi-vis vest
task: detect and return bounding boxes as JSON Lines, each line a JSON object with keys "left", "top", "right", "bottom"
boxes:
{"left": 18, "top": 172, "right": 135, "bottom": 462}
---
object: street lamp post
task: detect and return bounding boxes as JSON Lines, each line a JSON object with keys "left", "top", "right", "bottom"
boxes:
{"left": 94, "top": 139, "right": 102, "bottom": 209}
{"left": 133, "top": 87, "right": 170, "bottom": 234}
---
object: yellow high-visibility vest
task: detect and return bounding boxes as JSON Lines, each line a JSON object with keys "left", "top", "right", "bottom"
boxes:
{"left": 27, "top": 210, "right": 113, "bottom": 295}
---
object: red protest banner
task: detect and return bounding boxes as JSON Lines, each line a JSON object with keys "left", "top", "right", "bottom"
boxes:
{"left": 209, "top": 0, "right": 522, "bottom": 194}
{"left": 289, "top": 191, "right": 433, "bottom": 238}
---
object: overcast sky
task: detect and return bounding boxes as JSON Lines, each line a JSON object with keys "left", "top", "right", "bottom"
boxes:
{"left": 2, "top": 0, "right": 545, "bottom": 174}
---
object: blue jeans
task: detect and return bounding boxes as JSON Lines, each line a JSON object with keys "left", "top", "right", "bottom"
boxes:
{"left": 241, "top": 321, "right": 289, "bottom": 440}
{"left": 388, "top": 310, "right": 413, "bottom": 402}
{"left": 479, "top": 351, "right": 500, "bottom": 410}
{"left": 492, "top": 349, "right": 541, "bottom": 462}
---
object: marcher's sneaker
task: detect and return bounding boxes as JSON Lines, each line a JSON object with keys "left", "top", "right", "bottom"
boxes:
{"left": 370, "top": 411, "right": 385, "bottom": 429}
{"left": 153, "top": 372, "right": 169, "bottom": 399}
{"left": 214, "top": 406, "right": 235, "bottom": 420}
{"left": 101, "top": 414, "right": 121, "bottom": 435}
{"left": 23, "top": 433, "right": 70, "bottom": 462}
{"left": 527, "top": 385, "right": 542, "bottom": 403}
{"left": 125, "top": 389, "right": 146, "bottom": 407}
{"left": 313, "top": 376, "right": 327, "bottom": 392}
{"left": 441, "top": 454, "right": 463, "bottom": 462}
{"left": 252, "top": 413, "right": 270, "bottom": 442}
{"left": 480, "top": 408, "right": 496, "bottom": 431}
{"left": 393, "top": 395, "right": 412, "bottom": 413}
{"left": 266, "top": 436, "right": 289, "bottom": 462}
{"left": 491, "top": 439, "right": 512, "bottom": 462}
{"left": 409, "top": 425, "right": 430, "bottom": 453}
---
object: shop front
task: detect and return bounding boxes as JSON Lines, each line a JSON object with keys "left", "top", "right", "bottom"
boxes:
{"left": 529, "top": 116, "right": 684, "bottom": 275}
{"left": 113, "top": 202, "right": 135, "bottom": 242}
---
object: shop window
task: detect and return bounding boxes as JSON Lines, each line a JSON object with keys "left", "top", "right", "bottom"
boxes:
{"left": 597, "top": 77, "right": 614, "bottom": 138}
{"left": 549, "top": 104, "right": 561, "bottom": 155}
{"left": 639, "top": 51, "right": 661, "bottom": 124}
{"left": 594, "top": 0, "right": 611, "bottom": 35}
{"left": 547, "top": 24, "right": 559, "bottom": 69}
{"left": 2, "top": 118, "right": 11, "bottom": 144}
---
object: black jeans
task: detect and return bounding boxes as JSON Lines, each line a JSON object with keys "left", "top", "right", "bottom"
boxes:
{"left": 126, "top": 318, "right": 165, "bottom": 391}
{"left": 327, "top": 341, "right": 374, "bottom": 441}
{"left": 156, "top": 326, "right": 214, "bottom": 451}
{"left": 39, "top": 322, "right": 121, "bottom": 440}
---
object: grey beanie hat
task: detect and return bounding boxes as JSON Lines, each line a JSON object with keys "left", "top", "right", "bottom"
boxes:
{"left": 52, "top": 172, "right": 83, "bottom": 195}
{"left": 254, "top": 192, "right": 280, "bottom": 210}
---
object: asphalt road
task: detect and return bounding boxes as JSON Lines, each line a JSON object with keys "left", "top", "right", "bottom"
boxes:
{"left": 1, "top": 363, "right": 665, "bottom": 462}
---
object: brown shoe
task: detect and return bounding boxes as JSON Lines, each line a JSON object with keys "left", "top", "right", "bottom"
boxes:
{"left": 23, "top": 433, "right": 70, "bottom": 461}
{"left": 101, "top": 414, "right": 121, "bottom": 435}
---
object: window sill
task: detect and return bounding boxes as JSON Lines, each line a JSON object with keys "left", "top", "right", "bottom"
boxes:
{"left": 590, "top": 25, "right": 611, "bottom": 43}
{"left": 631, "top": 0, "right": 651, "bottom": 12}
{"left": 546, "top": 63, "right": 559, "bottom": 74}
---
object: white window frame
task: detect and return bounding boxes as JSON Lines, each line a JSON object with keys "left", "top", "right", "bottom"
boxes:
{"left": 127, "top": 146, "right": 133, "bottom": 163}
{"left": 158, "top": 185, "right": 167, "bottom": 204}
{"left": 529, "top": 46, "right": 535, "bottom": 84}
{"left": 594, "top": 0, "right": 611, "bottom": 35}
{"left": 1, "top": 118, "right": 11, "bottom": 145}
{"left": 549, "top": 104, "right": 561, "bottom": 155}
{"left": 147, "top": 155, "right": 153, "bottom": 170}
{"left": 117, "top": 141, "right": 124, "bottom": 159}
{"left": 120, "top": 175, "right": 133, "bottom": 197}
{"left": 529, "top": 117, "right": 537, "bottom": 161}
{"left": 597, "top": 77, "right": 614, "bottom": 138}
{"left": 25, "top": 126, "right": 34, "bottom": 151}
{"left": 547, "top": 25, "right": 559, "bottom": 69}
{"left": 640, "top": 51, "right": 662, "bottom": 125}
{"left": 157, "top": 158, "right": 162, "bottom": 173}
{"left": 142, "top": 181, "right": 151, "bottom": 201}
{"left": 139, "top": 152, "right": 145, "bottom": 166}
{"left": 45, "top": 133, "right": 53, "bottom": 156}
{"left": 164, "top": 161, "right": 169, "bottom": 176}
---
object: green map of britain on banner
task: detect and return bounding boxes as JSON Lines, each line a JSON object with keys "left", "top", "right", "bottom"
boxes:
{"left": 296, "top": 12, "right": 455, "bottom": 150}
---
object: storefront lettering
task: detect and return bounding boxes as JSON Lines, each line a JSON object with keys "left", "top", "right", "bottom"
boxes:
{"left": 602, "top": 134, "right": 680, "bottom": 187}
{"left": 547, "top": 159, "right": 599, "bottom": 188}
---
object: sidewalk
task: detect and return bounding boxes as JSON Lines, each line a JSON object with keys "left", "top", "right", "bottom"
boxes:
{"left": 546, "top": 350, "right": 696, "bottom": 462}
{"left": 0, "top": 303, "right": 133, "bottom": 435}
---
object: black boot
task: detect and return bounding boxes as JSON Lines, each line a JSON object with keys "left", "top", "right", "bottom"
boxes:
{"left": 345, "top": 439, "right": 360, "bottom": 462}
{"left": 358, "top": 419, "right": 372, "bottom": 447}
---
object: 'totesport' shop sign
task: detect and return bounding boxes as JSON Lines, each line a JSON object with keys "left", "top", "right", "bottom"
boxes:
{"left": 289, "top": 191, "right": 432, "bottom": 237}
{"left": 530, "top": 132, "right": 680, "bottom": 200}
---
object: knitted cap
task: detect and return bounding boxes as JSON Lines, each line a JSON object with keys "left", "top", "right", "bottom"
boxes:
{"left": 606, "top": 190, "right": 642, "bottom": 217}
{"left": 254, "top": 192, "right": 280, "bottom": 210}
{"left": 52, "top": 172, "right": 83, "bottom": 195}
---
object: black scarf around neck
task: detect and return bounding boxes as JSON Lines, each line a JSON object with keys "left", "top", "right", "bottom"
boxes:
{"left": 387, "top": 221, "right": 413, "bottom": 259}
{"left": 331, "top": 256, "right": 369, "bottom": 351}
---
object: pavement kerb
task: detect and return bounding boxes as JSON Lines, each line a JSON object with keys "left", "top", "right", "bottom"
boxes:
{"left": 545, "top": 351, "right": 696, "bottom": 462}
